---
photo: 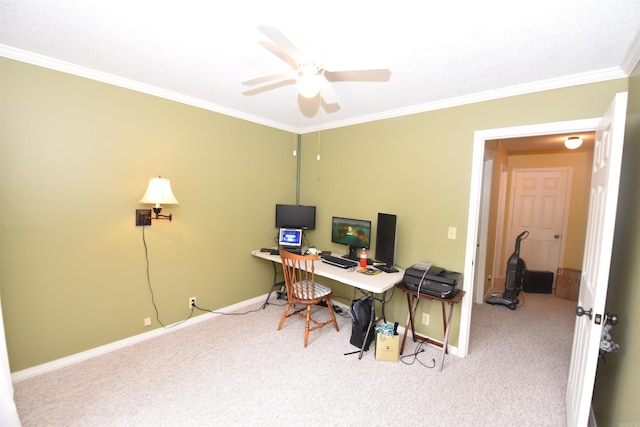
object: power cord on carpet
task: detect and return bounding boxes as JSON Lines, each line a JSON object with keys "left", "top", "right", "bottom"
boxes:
{"left": 400, "top": 341, "right": 436, "bottom": 368}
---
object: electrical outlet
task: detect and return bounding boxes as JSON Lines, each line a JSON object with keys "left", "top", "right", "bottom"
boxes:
{"left": 189, "top": 297, "right": 196, "bottom": 308}
{"left": 143, "top": 317, "right": 151, "bottom": 327}
{"left": 447, "top": 226, "right": 457, "bottom": 240}
{"left": 422, "top": 313, "right": 430, "bottom": 325}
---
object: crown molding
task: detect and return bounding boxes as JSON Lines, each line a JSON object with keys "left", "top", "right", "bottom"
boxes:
{"left": 620, "top": 27, "right": 640, "bottom": 74}
{"left": 0, "top": 45, "right": 297, "bottom": 133}
{"left": 297, "top": 67, "right": 627, "bottom": 134}
{"left": 1, "top": 44, "right": 629, "bottom": 135}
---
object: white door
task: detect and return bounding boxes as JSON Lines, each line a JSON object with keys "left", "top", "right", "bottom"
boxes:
{"left": 508, "top": 168, "right": 571, "bottom": 273}
{"left": 566, "top": 92, "right": 627, "bottom": 426}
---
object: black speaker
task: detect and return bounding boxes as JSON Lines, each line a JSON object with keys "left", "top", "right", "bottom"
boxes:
{"left": 523, "top": 270, "right": 554, "bottom": 294}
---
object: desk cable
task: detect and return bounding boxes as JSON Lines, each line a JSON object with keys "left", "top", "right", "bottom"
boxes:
{"left": 401, "top": 269, "right": 436, "bottom": 368}
{"left": 410, "top": 269, "right": 430, "bottom": 320}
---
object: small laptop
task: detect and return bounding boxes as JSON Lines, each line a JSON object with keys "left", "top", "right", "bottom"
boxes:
{"left": 278, "top": 228, "right": 303, "bottom": 254}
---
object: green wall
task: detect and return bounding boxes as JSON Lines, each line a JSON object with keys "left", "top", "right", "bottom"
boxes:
{"left": 0, "top": 58, "right": 294, "bottom": 369}
{"left": 1, "top": 57, "right": 637, "bottom": 427}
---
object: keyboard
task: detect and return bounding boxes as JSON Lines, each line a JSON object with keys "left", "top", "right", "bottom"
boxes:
{"left": 321, "top": 255, "right": 358, "bottom": 269}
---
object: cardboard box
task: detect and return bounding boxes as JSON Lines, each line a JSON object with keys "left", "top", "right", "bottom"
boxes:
{"left": 555, "top": 268, "right": 581, "bottom": 301}
{"left": 375, "top": 331, "right": 399, "bottom": 362}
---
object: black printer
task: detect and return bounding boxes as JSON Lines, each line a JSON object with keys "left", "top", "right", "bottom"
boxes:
{"left": 402, "top": 265, "right": 462, "bottom": 299}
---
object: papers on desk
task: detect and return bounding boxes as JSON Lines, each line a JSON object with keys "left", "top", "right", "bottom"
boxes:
{"left": 358, "top": 268, "right": 381, "bottom": 276}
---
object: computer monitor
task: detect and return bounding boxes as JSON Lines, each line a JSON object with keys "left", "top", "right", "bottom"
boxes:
{"left": 331, "top": 216, "right": 371, "bottom": 260}
{"left": 275, "top": 204, "right": 316, "bottom": 230}
{"left": 278, "top": 228, "right": 303, "bottom": 253}
{"left": 374, "top": 213, "right": 398, "bottom": 268}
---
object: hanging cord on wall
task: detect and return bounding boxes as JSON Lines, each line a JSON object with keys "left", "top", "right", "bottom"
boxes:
{"left": 398, "top": 268, "right": 435, "bottom": 368}
{"left": 141, "top": 226, "right": 195, "bottom": 328}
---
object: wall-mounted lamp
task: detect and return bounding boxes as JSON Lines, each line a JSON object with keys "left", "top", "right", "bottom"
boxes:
{"left": 564, "top": 136, "right": 583, "bottom": 150}
{"left": 136, "top": 176, "right": 179, "bottom": 225}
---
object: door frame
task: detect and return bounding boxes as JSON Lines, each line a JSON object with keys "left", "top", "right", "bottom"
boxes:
{"left": 493, "top": 164, "right": 509, "bottom": 283}
{"left": 473, "top": 159, "right": 493, "bottom": 304}
{"left": 460, "top": 118, "right": 600, "bottom": 357}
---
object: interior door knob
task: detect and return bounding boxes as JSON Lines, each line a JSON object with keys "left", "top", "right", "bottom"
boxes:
{"left": 576, "top": 306, "right": 593, "bottom": 319}
{"left": 554, "top": 234, "right": 560, "bottom": 239}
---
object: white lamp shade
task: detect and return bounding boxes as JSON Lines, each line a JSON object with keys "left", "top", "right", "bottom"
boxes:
{"left": 140, "top": 177, "right": 179, "bottom": 205}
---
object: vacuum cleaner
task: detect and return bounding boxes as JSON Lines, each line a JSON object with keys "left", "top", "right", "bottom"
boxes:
{"left": 486, "top": 230, "right": 529, "bottom": 310}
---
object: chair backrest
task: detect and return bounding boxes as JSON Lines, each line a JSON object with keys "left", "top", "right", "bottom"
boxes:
{"left": 279, "top": 249, "right": 320, "bottom": 303}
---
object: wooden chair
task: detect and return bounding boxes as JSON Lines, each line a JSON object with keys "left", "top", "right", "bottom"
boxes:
{"left": 278, "top": 249, "right": 339, "bottom": 347}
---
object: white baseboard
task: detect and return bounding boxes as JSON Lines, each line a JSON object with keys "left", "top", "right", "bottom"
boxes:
{"left": 11, "top": 295, "right": 266, "bottom": 383}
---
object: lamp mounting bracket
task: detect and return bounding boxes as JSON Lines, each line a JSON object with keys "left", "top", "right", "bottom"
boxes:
{"left": 136, "top": 209, "right": 152, "bottom": 226}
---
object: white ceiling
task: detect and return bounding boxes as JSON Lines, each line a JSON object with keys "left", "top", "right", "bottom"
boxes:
{"left": 1, "top": 1, "right": 640, "bottom": 134}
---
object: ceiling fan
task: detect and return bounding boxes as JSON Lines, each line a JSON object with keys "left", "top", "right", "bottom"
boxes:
{"left": 242, "top": 26, "right": 391, "bottom": 104}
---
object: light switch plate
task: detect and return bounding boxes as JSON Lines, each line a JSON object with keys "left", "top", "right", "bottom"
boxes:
{"left": 448, "top": 227, "right": 457, "bottom": 240}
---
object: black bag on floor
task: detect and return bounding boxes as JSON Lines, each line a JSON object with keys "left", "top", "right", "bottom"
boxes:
{"left": 347, "top": 298, "right": 375, "bottom": 351}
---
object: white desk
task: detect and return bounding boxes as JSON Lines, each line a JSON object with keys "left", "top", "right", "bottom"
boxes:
{"left": 251, "top": 248, "right": 405, "bottom": 358}
{"left": 251, "top": 249, "right": 404, "bottom": 295}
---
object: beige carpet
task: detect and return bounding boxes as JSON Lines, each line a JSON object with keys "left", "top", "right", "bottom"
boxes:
{"left": 13, "top": 291, "right": 576, "bottom": 426}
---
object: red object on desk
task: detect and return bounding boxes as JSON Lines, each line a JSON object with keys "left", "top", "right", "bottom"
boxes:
{"left": 359, "top": 249, "right": 367, "bottom": 268}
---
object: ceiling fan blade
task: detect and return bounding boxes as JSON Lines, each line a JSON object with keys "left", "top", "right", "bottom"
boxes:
{"left": 320, "top": 77, "right": 339, "bottom": 105}
{"left": 257, "top": 25, "right": 305, "bottom": 65}
{"left": 324, "top": 69, "right": 391, "bottom": 82}
{"left": 242, "top": 78, "right": 296, "bottom": 96}
{"left": 242, "top": 71, "right": 293, "bottom": 86}
{"left": 257, "top": 41, "right": 300, "bottom": 70}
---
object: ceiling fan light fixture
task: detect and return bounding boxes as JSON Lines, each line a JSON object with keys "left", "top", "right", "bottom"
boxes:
{"left": 296, "top": 63, "right": 321, "bottom": 98}
{"left": 564, "top": 136, "right": 583, "bottom": 150}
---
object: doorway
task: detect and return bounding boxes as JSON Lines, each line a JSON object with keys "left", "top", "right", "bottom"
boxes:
{"left": 483, "top": 135, "right": 593, "bottom": 298}
{"left": 459, "top": 118, "right": 600, "bottom": 358}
